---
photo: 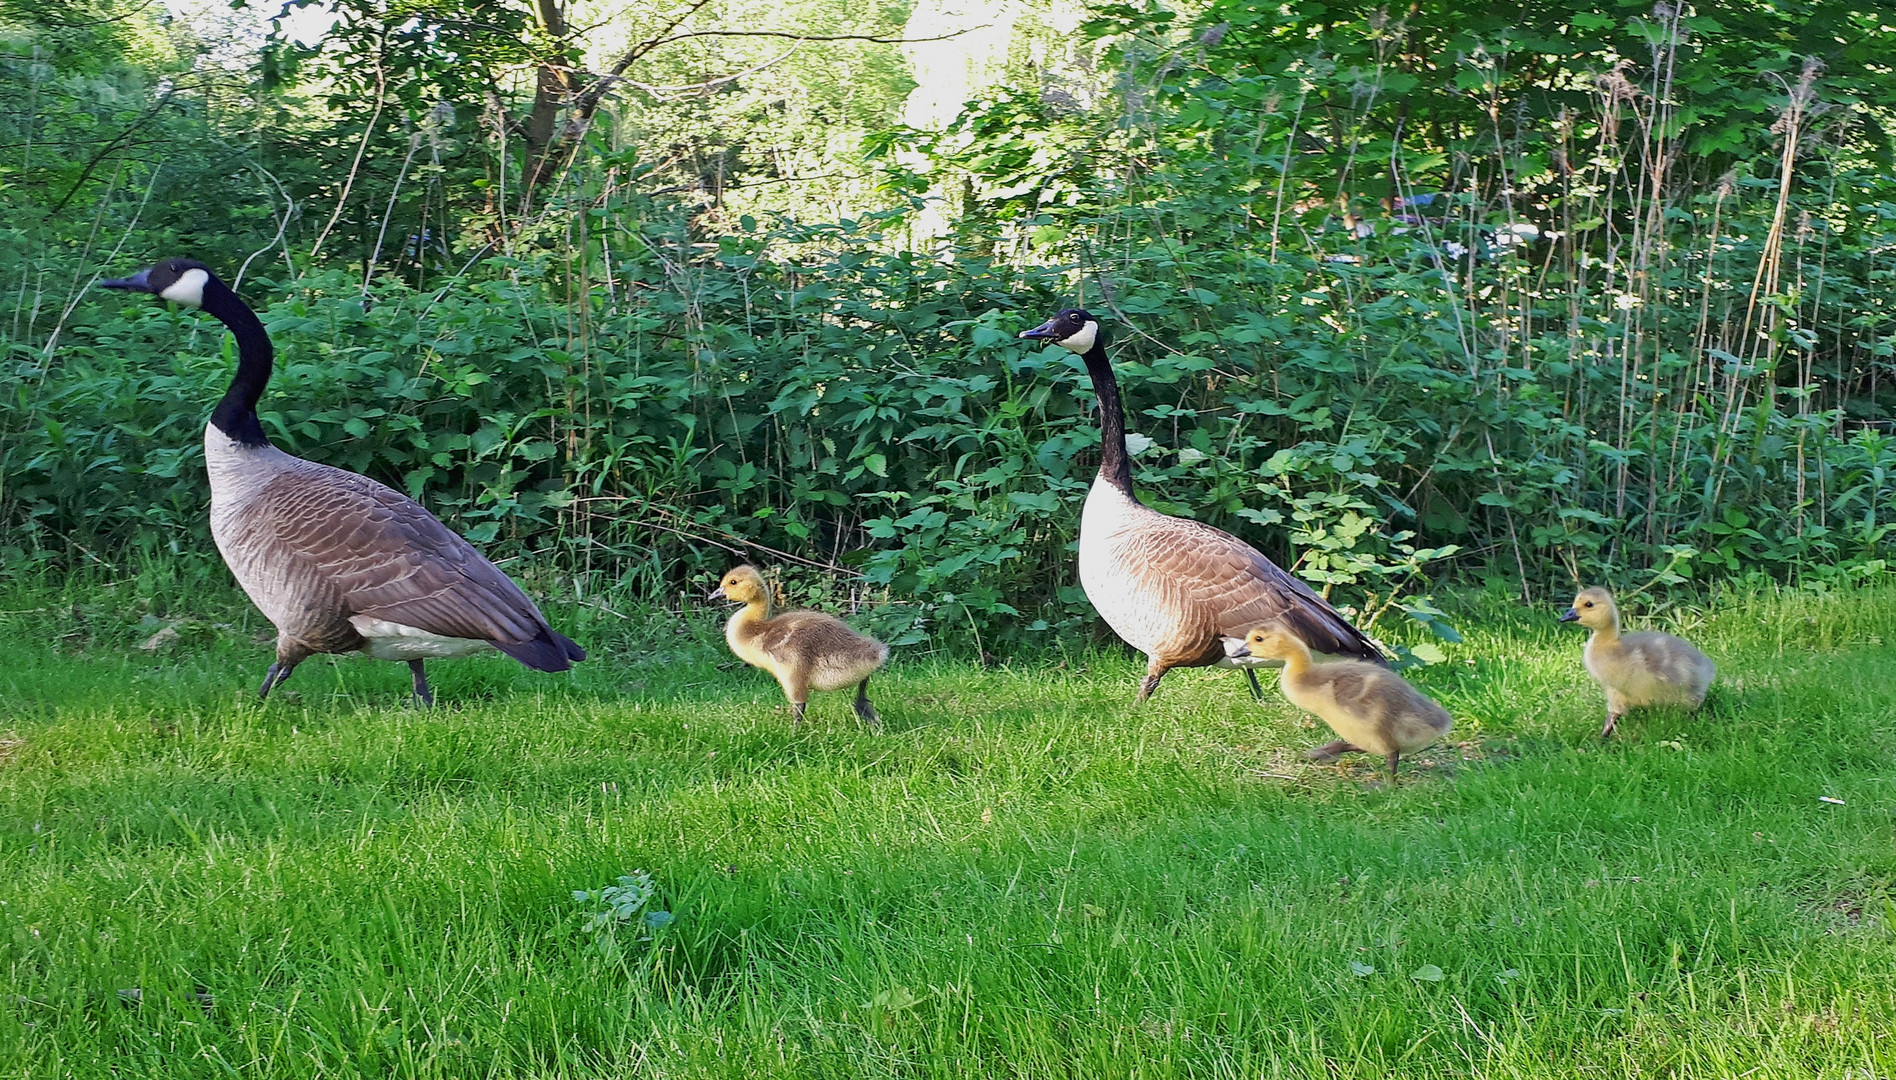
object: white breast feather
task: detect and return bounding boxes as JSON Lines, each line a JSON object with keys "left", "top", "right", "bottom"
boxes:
{"left": 1078, "top": 478, "right": 1171, "bottom": 657}
{"left": 204, "top": 424, "right": 308, "bottom": 629}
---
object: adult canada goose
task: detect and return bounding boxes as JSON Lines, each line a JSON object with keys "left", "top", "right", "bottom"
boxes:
{"left": 1561, "top": 587, "right": 1715, "bottom": 738}
{"left": 100, "top": 257, "right": 584, "bottom": 704}
{"left": 1233, "top": 626, "right": 1452, "bottom": 779}
{"left": 712, "top": 564, "right": 888, "bottom": 727}
{"left": 1020, "top": 307, "right": 1385, "bottom": 701}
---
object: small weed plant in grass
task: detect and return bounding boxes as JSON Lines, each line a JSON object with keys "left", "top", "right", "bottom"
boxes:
{"left": 574, "top": 871, "right": 674, "bottom": 961}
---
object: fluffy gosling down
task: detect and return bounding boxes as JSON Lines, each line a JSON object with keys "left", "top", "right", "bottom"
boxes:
{"left": 1561, "top": 587, "right": 1715, "bottom": 738}
{"left": 713, "top": 565, "right": 889, "bottom": 727}
{"left": 1235, "top": 626, "right": 1454, "bottom": 779}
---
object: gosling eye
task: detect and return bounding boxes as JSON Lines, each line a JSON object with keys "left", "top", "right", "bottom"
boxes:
{"left": 1583, "top": 601, "right": 1594, "bottom": 608}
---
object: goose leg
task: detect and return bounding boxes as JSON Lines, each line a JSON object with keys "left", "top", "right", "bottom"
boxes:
{"left": 1137, "top": 658, "right": 1170, "bottom": 703}
{"left": 409, "top": 660, "right": 434, "bottom": 707}
{"left": 853, "top": 678, "right": 881, "bottom": 729}
{"left": 258, "top": 659, "right": 298, "bottom": 700}
{"left": 1244, "top": 668, "right": 1264, "bottom": 701}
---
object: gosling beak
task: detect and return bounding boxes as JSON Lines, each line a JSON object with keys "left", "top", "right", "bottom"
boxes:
{"left": 1559, "top": 608, "right": 1580, "bottom": 623}
{"left": 99, "top": 268, "right": 153, "bottom": 293}
{"left": 1019, "top": 317, "right": 1062, "bottom": 341}
{"left": 709, "top": 586, "right": 727, "bottom": 601}
{"left": 1231, "top": 645, "right": 1252, "bottom": 659}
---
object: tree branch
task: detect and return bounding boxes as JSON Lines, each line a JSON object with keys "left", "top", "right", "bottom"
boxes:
{"left": 573, "top": 14, "right": 983, "bottom": 116}
{"left": 49, "top": 86, "right": 175, "bottom": 214}
{"left": 644, "top": 26, "right": 987, "bottom": 49}
{"left": 572, "top": 0, "right": 718, "bottom": 115}
{"left": 619, "top": 43, "right": 800, "bottom": 99}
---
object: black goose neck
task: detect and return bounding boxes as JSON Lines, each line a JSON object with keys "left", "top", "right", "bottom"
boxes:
{"left": 200, "top": 275, "right": 273, "bottom": 447}
{"left": 1080, "top": 337, "right": 1135, "bottom": 497}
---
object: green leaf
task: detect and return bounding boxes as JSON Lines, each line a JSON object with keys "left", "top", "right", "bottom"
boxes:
{"left": 866, "top": 985, "right": 923, "bottom": 1012}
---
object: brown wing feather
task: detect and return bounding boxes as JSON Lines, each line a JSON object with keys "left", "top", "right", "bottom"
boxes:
{"left": 252, "top": 462, "right": 553, "bottom": 647}
{"left": 752, "top": 611, "right": 887, "bottom": 664}
{"left": 1139, "top": 513, "right": 1384, "bottom": 663}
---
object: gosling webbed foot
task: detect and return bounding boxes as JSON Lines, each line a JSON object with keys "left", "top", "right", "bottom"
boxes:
{"left": 853, "top": 681, "right": 881, "bottom": 730}
{"left": 1601, "top": 712, "right": 1621, "bottom": 739}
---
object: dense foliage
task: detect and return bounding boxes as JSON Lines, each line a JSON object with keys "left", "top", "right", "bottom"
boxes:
{"left": 4, "top": 0, "right": 1894, "bottom": 650}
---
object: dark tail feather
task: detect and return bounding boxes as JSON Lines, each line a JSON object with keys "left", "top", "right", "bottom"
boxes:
{"left": 1286, "top": 608, "right": 1388, "bottom": 667}
{"left": 496, "top": 626, "right": 587, "bottom": 672}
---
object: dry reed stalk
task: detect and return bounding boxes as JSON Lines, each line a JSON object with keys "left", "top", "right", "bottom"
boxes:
{"left": 1712, "top": 57, "right": 1824, "bottom": 508}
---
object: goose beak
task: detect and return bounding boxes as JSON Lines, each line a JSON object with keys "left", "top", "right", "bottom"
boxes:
{"left": 1559, "top": 608, "right": 1580, "bottom": 623}
{"left": 99, "top": 268, "right": 153, "bottom": 293}
{"left": 1019, "top": 318, "right": 1061, "bottom": 341}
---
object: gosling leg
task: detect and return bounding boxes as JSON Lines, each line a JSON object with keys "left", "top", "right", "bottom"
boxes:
{"left": 1244, "top": 668, "right": 1264, "bottom": 701}
{"left": 1305, "top": 739, "right": 1361, "bottom": 763}
{"left": 409, "top": 660, "right": 434, "bottom": 707}
{"left": 775, "top": 668, "right": 811, "bottom": 727}
{"left": 854, "top": 677, "right": 881, "bottom": 729}
{"left": 1386, "top": 751, "right": 1401, "bottom": 780}
{"left": 1603, "top": 690, "right": 1628, "bottom": 739}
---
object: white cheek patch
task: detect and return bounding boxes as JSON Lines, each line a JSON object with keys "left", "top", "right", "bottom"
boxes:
{"left": 1056, "top": 320, "right": 1098, "bottom": 353}
{"left": 159, "top": 267, "right": 210, "bottom": 307}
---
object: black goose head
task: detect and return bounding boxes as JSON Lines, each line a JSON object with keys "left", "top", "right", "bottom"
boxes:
{"left": 100, "top": 258, "right": 215, "bottom": 308}
{"left": 1020, "top": 308, "right": 1102, "bottom": 354}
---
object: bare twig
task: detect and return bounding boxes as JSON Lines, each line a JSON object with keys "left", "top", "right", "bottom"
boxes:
{"left": 310, "top": 55, "right": 389, "bottom": 261}
{"left": 363, "top": 130, "right": 423, "bottom": 294}
{"left": 49, "top": 86, "right": 175, "bottom": 214}
{"left": 568, "top": 496, "right": 863, "bottom": 574}
{"left": 234, "top": 166, "right": 298, "bottom": 292}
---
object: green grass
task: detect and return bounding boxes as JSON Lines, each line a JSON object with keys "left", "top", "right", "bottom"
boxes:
{"left": 2, "top": 578, "right": 1894, "bottom": 1077}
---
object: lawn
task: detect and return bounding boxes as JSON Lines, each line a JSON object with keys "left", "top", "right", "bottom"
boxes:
{"left": 1, "top": 578, "right": 1893, "bottom": 1077}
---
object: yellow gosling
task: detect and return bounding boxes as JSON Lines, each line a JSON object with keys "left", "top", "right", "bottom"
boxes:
{"left": 1561, "top": 587, "right": 1715, "bottom": 738}
{"left": 1235, "top": 626, "right": 1453, "bottom": 779}
{"left": 712, "top": 565, "right": 889, "bottom": 727}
